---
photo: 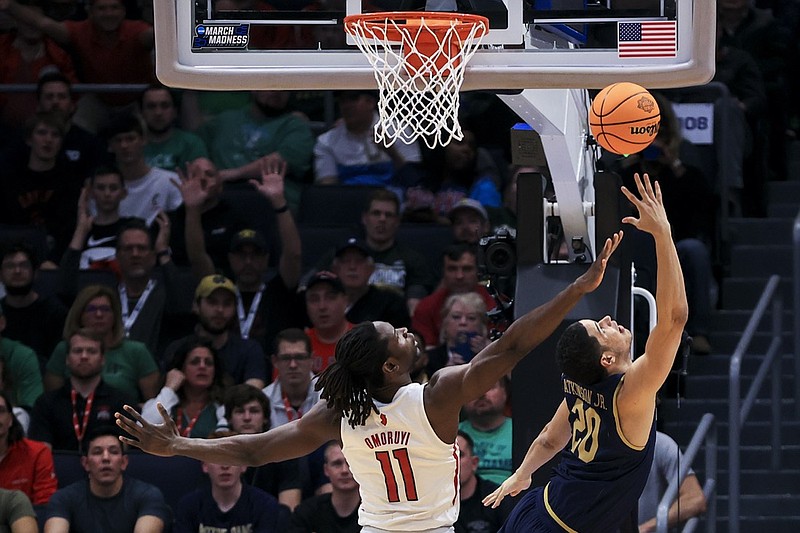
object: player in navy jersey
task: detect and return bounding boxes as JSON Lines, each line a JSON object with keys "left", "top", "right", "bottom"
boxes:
{"left": 483, "top": 173, "right": 688, "bottom": 533}
{"left": 115, "top": 213, "right": 622, "bottom": 532}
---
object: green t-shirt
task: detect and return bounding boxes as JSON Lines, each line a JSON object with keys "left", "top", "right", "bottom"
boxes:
{"left": 47, "top": 339, "right": 158, "bottom": 401}
{"left": 0, "top": 337, "right": 43, "bottom": 408}
{"left": 459, "top": 417, "right": 514, "bottom": 485}
{"left": 0, "top": 488, "right": 35, "bottom": 533}
{"left": 144, "top": 128, "right": 209, "bottom": 171}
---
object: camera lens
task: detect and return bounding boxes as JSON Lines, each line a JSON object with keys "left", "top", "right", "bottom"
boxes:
{"left": 487, "top": 242, "right": 515, "bottom": 277}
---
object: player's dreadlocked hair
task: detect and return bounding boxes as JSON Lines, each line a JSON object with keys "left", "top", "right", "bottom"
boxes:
{"left": 316, "top": 322, "right": 389, "bottom": 429}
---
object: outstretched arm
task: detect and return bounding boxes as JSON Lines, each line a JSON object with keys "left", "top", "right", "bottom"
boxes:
{"left": 428, "top": 231, "right": 622, "bottom": 410}
{"left": 0, "top": 0, "right": 69, "bottom": 44}
{"left": 116, "top": 401, "right": 340, "bottom": 465}
{"left": 482, "top": 400, "right": 571, "bottom": 509}
{"left": 620, "top": 174, "right": 688, "bottom": 403}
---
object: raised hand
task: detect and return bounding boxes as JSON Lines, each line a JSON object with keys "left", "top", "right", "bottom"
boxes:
{"left": 75, "top": 186, "right": 94, "bottom": 231}
{"left": 153, "top": 211, "right": 171, "bottom": 252}
{"left": 116, "top": 404, "right": 180, "bottom": 457}
{"left": 164, "top": 369, "right": 185, "bottom": 391}
{"left": 621, "top": 173, "right": 670, "bottom": 238}
{"left": 251, "top": 156, "right": 287, "bottom": 206}
{"left": 172, "top": 165, "right": 209, "bottom": 210}
{"left": 573, "top": 230, "right": 623, "bottom": 295}
{"left": 481, "top": 471, "right": 531, "bottom": 509}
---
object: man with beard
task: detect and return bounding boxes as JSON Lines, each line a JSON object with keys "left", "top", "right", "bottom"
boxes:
{"left": 0, "top": 243, "right": 66, "bottom": 370}
{"left": 459, "top": 377, "right": 513, "bottom": 485}
{"left": 29, "top": 329, "right": 131, "bottom": 451}
{"left": 140, "top": 85, "right": 208, "bottom": 172}
{"left": 198, "top": 90, "right": 314, "bottom": 210}
{"left": 163, "top": 276, "right": 267, "bottom": 389}
{"left": 43, "top": 427, "right": 170, "bottom": 532}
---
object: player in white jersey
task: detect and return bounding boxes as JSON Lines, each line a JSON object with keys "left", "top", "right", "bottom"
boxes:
{"left": 115, "top": 230, "right": 622, "bottom": 533}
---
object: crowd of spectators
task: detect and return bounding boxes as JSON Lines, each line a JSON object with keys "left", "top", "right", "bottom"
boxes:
{"left": 0, "top": 0, "right": 791, "bottom": 529}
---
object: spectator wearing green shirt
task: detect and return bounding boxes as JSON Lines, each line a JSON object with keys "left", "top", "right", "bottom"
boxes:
{"left": 0, "top": 302, "right": 43, "bottom": 410}
{"left": 43, "top": 285, "right": 160, "bottom": 403}
{"left": 140, "top": 85, "right": 208, "bottom": 172}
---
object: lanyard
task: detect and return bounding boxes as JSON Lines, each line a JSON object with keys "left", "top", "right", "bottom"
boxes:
{"left": 119, "top": 279, "right": 156, "bottom": 336}
{"left": 71, "top": 389, "right": 95, "bottom": 444}
{"left": 175, "top": 406, "right": 205, "bottom": 437}
{"left": 236, "top": 284, "right": 265, "bottom": 339}
{"left": 283, "top": 393, "right": 303, "bottom": 423}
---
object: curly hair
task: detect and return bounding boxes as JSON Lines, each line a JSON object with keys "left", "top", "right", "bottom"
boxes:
{"left": 556, "top": 322, "right": 606, "bottom": 386}
{"left": 167, "top": 336, "right": 225, "bottom": 404}
{"left": 316, "top": 322, "right": 389, "bottom": 429}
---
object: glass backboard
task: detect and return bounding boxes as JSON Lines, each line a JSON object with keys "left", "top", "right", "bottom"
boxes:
{"left": 154, "top": 0, "right": 714, "bottom": 91}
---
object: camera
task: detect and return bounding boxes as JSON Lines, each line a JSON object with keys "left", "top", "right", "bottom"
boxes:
{"left": 477, "top": 226, "right": 517, "bottom": 278}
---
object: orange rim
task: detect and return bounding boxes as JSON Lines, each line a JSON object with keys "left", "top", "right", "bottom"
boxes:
{"left": 343, "top": 11, "right": 489, "bottom": 42}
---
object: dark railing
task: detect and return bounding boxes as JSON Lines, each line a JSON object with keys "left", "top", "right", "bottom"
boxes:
{"left": 654, "top": 413, "right": 717, "bottom": 533}
{"left": 727, "top": 275, "right": 783, "bottom": 533}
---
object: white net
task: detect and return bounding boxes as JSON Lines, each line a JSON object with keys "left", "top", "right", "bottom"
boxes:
{"left": 344, "top": 13, "right": 488, "bottom": 149}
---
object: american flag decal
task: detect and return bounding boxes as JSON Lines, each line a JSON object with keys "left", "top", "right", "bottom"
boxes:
{"left": 618, "top": 21, "right": 677, "bottom": 58}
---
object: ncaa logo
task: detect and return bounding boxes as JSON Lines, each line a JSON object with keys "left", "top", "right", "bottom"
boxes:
{"left": 196, "top": 25, "right": 206, "bottom": 36}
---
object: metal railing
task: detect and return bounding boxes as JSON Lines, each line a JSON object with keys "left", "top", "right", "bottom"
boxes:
{"left": 655, "top": 413, "right": 717, "bottom": 533}
{"left": 728, "top": 275, "right": 783, "bottom": 533}
{"left": 794, "top": 210, "right": 800, "bottom": 417}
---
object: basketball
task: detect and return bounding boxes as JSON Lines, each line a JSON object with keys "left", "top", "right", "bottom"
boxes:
{"left": 589, "top": 82, "right": 661, "bottom": 155}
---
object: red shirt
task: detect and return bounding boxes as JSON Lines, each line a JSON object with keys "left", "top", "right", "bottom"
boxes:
{"left": 306, "top": 323, "right": 354, "bottom": 374}
{"left": 64, "top": 19, "right": 155, "bottom": 105}
{"left": 0, "top": 438, "right": 58, "bottom": 505}
{"left": 412, "top": 286, "right": 496, "bottom": 347}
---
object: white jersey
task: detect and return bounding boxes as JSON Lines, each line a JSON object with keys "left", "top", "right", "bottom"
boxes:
{"left": 341, "top": 382, "right": 459, "bottom": 532}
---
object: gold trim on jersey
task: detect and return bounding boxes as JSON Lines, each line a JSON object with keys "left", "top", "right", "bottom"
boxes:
{"left": 613, "top": 375, "right": 645, "bottom": 451}
{"left": 544, "top": 482, "right": 579, "bottom": 533}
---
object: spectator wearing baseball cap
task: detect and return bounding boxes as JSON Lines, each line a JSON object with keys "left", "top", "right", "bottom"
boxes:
{"left": 449, "top": 198, "right": 491, "bottom": 245}
{"left": 163, "top": 274, "right": 267, "bottom": 388}
{"left": 302, "top": 272, "right": 353, "bottom": 374}
{"left": 331, "top": 237, "right": 411, "bottom": 328}
{"left": 175, "top": 155, "right": 306, "bottom": 354}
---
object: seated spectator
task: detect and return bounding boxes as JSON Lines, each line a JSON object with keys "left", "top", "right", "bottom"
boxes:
{"left": 313, "top": 189, "right": 435, "bottom": 315}
{"left": 412, "top": 243, "right": 495, "bottom": 348}
{"left": 43, "top": 427, "right": 170, "bottom": 532}
{"left": 454, "top": 430, "right": 514, "bottom": 533}
{"left": 44, "top": 285, "right": 161, "bottom": 402}
{"left": 163, "top": 275, "right": 267, "bottom": 389}
{"left": 0, "top": 391, "right": 57, "bottom": 507}
{"left": 0, "top": 242, "right": 66, "bottom": 372}
{"left": 405, "top": 128, "right": 501, "bottom": 219}
{"left": 0, "top": 1, "right": 76, "bottom": 132}
{"left": 140, "top": 84, "right": 208, "bottom": 171}
{"left": 426, "top": 292, "right": 489, "bottom": 376}
{"left": 35, "top": 72, "right": 102, "bottom": 180}
{"left": 449, "top": 198, "right": 491, "bottom": 245}
{"left": 638, "top": 431, "right": 707, "bottom": 532}
{"left": 174, "top": 430, "right": 289, "bottom": 533}
{"left": 303, "top": 273, "right": 353, "bottom": 374}
{"left": 0, "top": 0, "right": 156, "bottom": 133}
{"left": 0, "top": 303, "right": 42, "bottom": 412}
{"left": 176, "top": 156, "right": 305, "bottom": 351}
{"left": 223, "top": 384, "right": 307, "bottom": 511}
{"left": 199, "top": 90, "right": 314, "bottom": 210}
{"left": 30, "top": 329, "right": 132, "bottom": 451}
{"left": 313, "top": 90, "right": 421, "bottom": 188}
{"left": 0, "top": 111, "right": 83, "bottom": 264}
{"left": 62, "top": 215, "right": 188, "bottom": 356}
{"left": 141, "top": 337, "right": 225, "bottom": 439}
{"left": 330, "top": 237, "right": 410, "bottom": 327}
{"left": 289, "top": 440, "right": 360, "bottom": 533}
{"left": 0, "top": 488, "right": 36, "bottom": 533}
{"left": 105, "top": 112, "right": 183, "bottom": 225}
{"left": 63, "top": 165, "right": 133, "bottom": 270}
{"left": 458, "top": 377, "right": 513, "bottom": 485}
{"left": 168, "top": 156, "right": 270, "bottom": 270}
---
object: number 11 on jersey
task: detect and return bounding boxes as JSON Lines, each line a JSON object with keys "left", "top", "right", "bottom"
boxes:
{"left": 376, "top": 448, "right": 419, "bottom": 503}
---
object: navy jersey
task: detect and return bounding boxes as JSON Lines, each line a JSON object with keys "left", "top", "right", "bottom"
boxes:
{"left": 544, "top": 373, "right": 656, "bottom": 533}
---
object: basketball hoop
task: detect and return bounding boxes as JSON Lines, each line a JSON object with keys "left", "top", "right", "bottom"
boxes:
{"left": 343, "top": 12, "right": 489, "bottom": 149}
